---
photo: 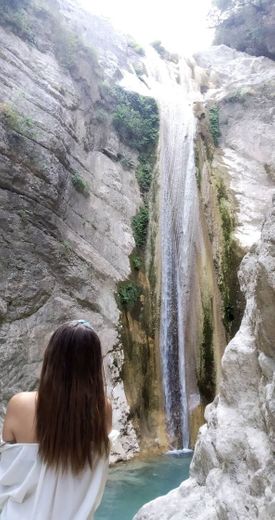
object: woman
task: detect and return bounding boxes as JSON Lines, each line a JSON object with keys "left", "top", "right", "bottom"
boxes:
{"left": 0, "top": 320, "right": 113, "bottom": 519}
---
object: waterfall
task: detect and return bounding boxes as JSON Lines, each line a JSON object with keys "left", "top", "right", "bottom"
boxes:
{"left": 146, "top": 50, "right": 200, "bottom": 449}
{"left": 121, "top": 48, "right": 201, "bottom": 449}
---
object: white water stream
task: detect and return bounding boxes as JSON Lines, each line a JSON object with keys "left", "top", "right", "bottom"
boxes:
{"left": 122, "top": 48, "right": 201, "bottom": 449}
{"left": 148, "top": 51, "right": 200, "bottom": 449}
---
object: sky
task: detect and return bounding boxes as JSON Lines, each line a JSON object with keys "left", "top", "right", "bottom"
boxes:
{"left": 77, "top": 0, "right": 214, "bottom": 55}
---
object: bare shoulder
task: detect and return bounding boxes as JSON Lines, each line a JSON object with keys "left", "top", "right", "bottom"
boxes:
{"left": 7, "top": 391, "right": 36, "bottom": 409}
{"left": 3, "top": 392, "right": 37, "bottom": 442}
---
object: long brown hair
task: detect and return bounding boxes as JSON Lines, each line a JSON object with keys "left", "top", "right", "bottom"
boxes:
{"left": 36, "top": 320, "right": 109, "bottom": 474}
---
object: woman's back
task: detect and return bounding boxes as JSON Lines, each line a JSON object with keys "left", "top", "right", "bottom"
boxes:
{"left": 0, "top": 437, "right": 112, "bottom": 520}
{"left": 0, "top": 321, "right": 113, "bottom": 520}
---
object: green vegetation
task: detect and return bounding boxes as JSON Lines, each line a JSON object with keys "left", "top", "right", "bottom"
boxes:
{"left": 102, "top": 85, "right": 158, "bottom": 218}
{"left": 212, "top": 0, "right": 274, "bottom": 61}
{"left": 219, "top": 197, "right": 234, "bottom": 243}
{"left": 0, "top": 103, "right": 34, "bottom": 135}
{"left": 130, "top": 253, "right": 142, "bottom": 271}
{"left": 0, "top": 0, "right": 30, "bottom": 7}
{"left": 61, "top": 240, "right": 73, "bottom": 258}
{"left": 132, "top": 206, "right": 149, "bottom": 248}
{"left": 53, "top": 24, "right": 98, "bottom": 72}
{"left": 112, "top": 87, "right": 159, "bottom": 153}
{"left": 194, "top": 144, "right": 202, "bottom": 190}
{"left": 101, "top": 85, "right": 158, "bottom": 206}
{"left": 197, "top": 301, "right": 216, "bottom": 403}
{"left": 54, "top": 28, "right": 81, "bottom": 70}
{"left": 112, "top": 82, "right": 159, "bottom": 434}
{"left": 94, "top": 108, "right": 108, "bottom": 124}
{"left": 0, "top": 1, "right": 100, "bottom": 74}
{"left": 151, "top": 40, "right": 166, "bottom": 57}
{"left": 264, "top": 163, "right": 275, "bottom": 181}
{"left": 120, "top": 155, "right": 135, "bottom": 170}
{"left": 215, "top": 175, "right": 239, "bottom": 333}
{"left": 71, "top": 173, "right": 90, "bottom": 197}
{"left": 18, "top": 208, "right": 31, "bottom": 224}
{"left": 216, "top": 177, "right": 235, "bottom": 243}
{"left": 208, "top": 106, "right": 221, "bottom": 146}
{"left": 150, "top": 40, "right": 178, "bottom": 63}
{"left": 0, "top": 1, "right": 35, "bottom": 43}
{"left": 136, "top": 158, "right": 153, "bottom": 194}
{"left": 224, "top": 89, "right": 247, "bottom": 104}
{"left": 133, "top": 62, "right": 145, "bottom": 79}
{"left": 127, "top": 37, "right": 145, "bottom": 56}
{"left": 117, "top": 281, "right": 141, "bottom": 309}
{"left": 214, "top": 0, "right": 233, "bottom": 9}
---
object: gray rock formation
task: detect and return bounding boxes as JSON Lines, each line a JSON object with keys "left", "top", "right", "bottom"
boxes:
{"left": 134, "top": 197, "right": 275, "bottom": 519}
{"left": 195, "top": 45, "right": 275, "bottom": 250}
{"left": 0, "top": 2, "right": 140, "bottom": 459}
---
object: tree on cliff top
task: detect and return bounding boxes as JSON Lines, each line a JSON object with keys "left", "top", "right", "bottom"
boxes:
{"left": 214, "top": 0, "right": 269, "bottom": 12}
{"left": 211, "top": 0, "right": 270, "bottom": 24}
{"left": 211, "top": 0, "right": 275, "bottom": 60}
{"left": 0, "top": 0, "right": 30, "bottom": 8}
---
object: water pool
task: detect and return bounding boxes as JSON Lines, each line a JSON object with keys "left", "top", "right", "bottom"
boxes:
{"left": 95, "top": 452, "right": 192, "bottom": 520}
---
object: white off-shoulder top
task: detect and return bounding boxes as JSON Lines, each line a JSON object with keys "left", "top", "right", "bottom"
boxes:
{"left": 0, "top": 431, "right": 118, "bottom": 520}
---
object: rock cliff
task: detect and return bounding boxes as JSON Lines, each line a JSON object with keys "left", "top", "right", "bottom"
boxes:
{"left": 0, "top": 0, "right": 144, "bottom": 459}
{"left": 134, "top": 189, "right": 275, "bottom": 520}
{"left": 134, "top": 45, "right": 275, "bottom": 520}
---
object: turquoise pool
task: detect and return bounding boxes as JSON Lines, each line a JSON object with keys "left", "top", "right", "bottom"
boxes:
{"left": 95, "top": 451, "right": 192, "bottom": 520}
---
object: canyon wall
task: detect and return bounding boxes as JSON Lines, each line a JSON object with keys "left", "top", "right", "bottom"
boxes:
{"left": 2, "top": 0, "right": 274, "bottom": 465}
{"left": 0, "top": 0, "right": 145, "bottom": 460}
{"left": 0, "top": 0, "right": 229, "bottom": 455}
{"left": 134, "top": 173, "right": 275, "bottom": 520}
{"left": 134, "top": 45, "right": 275, "bottom": 519}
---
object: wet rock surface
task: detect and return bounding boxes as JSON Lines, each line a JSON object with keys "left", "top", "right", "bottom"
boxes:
{"left": 134, "top": 199, "right": 275, "bottom": 519}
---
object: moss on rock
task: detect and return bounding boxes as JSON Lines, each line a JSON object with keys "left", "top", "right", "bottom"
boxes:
{"left": 197, "top": 300, "right": 216, "bottom": 403}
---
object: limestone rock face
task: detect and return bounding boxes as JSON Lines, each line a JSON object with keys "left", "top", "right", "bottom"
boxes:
{"left": 0, "top": 2, "right": 140, "bottom": 459}
{"left": 134, "top": 200, "right": 275, "bottom": 519}
{"left": 195, "top": 45, "right": 275, "bottom": 250}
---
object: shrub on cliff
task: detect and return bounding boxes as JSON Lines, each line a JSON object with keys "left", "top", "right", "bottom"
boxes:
{"left": 0, "top": 0, "right": 100, "bottom": 75}
{"left": 53, "top": 23, "right": 98, "bottom": 73}
{"left": 71, "top": 173, "right": 90, "bottom": 197}
{"left": 0, "top": 103, "right": 34, "bottom": 136}
{"left": 151, "top": 40, "right": 179, "bottom": 63}
{"left": 112, "top": 88, "right": 159, "bottom": 153}
{"left": 0, "top": 0, "right": 35, "bottom": 43}
{"left": 208, "top": 106, "right": 221, "bottom": 147}
{"left": 151, "top": 40, "right": 166, "bottom": 57}
{"left": 136, "top": 159, "right": 153, "bottom": 193}
{"left": 117, "top": 281, "right": 141, "bottom": 309}
{"left": 0, "top": 0, "right": 30, "bottom": 8}
{"left": 127, "top": 37, "right": 145, "bottom": 56}
{"left": 131, "top": 206, "right": 149, "bottom": 248}
{"left": 197, "top": 302, "right": 216, "bottom": 403}
{"left": 212, "top": 0, "right": 275, "bottom": 60}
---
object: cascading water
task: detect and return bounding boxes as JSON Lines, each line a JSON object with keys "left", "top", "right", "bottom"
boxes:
{"left": 146, "top": 50, "right": 201, "bottom": 450}
{"left": 121, "top": 48, "right": 201, "bottom": 450}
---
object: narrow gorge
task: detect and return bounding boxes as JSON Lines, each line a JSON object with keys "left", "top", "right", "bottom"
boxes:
{"left": 0, "top": 0, "right": 275, "bottom": 518}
